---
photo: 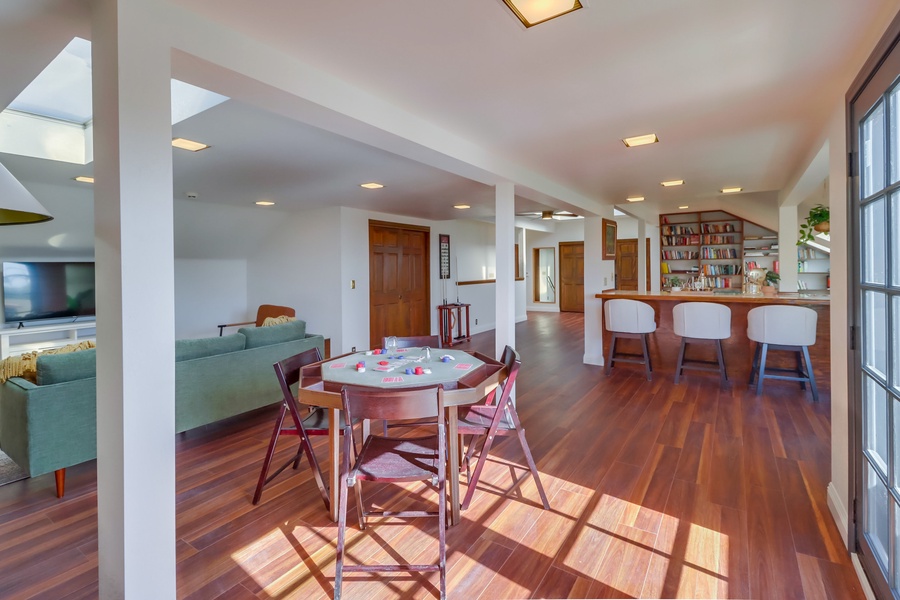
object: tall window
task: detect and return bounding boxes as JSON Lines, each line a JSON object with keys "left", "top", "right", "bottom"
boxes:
{"left": 851, "top": 20, "right": 900, "bottom": 598}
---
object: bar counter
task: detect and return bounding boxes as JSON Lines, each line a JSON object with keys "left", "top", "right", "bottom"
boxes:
{"left": 595, "top": 290, "right": 831, "bottom": 388}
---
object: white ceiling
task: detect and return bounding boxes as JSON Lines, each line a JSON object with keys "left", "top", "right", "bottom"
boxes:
{"left": 0, "top": 0, "right": 896, "bottom": 238}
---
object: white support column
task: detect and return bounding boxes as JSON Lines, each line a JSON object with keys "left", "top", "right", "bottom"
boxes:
{"left": 584, "top": 216, "right": 604, "bottom": 365}
{"left": 637, "top": 219, "right": 647, "bottom": 293}
{"left": 92, "top": 1, "right": 176, "bottom": 598}
{"left": 778, "top": 205, "right": 799, "bottom": 292}
{"left": 648, "top": 224, "right": 661, "bottom": 293}
{"left": 495, "top": 182, "right": 516, "bottom": 359}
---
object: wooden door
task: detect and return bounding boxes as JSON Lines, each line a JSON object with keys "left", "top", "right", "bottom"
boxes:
{"left": 616, "top": 238, "right": 652, "bottom": 290}
{"left": 616, "top": 239, "right": 639, "bottom": 290}
{"left": 369, "top": 221, "right": 430, "bottom": 348}
{"left": 559, "top": 241, "right": 584, "bottom": 313}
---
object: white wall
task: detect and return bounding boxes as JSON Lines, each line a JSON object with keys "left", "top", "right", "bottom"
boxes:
{"left": 241, "top": 206, "right": 525, "bottom": 354}
{"left": 244, "top": 205, "right": 344, "bottom": 346}
{"left": 174, "top": 259, "right": 247, "bottom": 339}
{"left": 525, "top": 219, "right": 585, "bottom": 312}
{"left": 827, "top": 100, "right": 852, "bottom": 545}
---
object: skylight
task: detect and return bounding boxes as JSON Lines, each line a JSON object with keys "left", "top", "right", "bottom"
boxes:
{"left": 8, "top": 38, "right": 93, "bottom": 124}
{"left": 0, "top": 37, "right": 229, "bottom": 164}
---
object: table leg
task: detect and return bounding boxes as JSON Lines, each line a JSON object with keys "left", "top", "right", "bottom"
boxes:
{"left": 329, "top": 407, "right": 340, "bottom": 522}
{"left": 448, "top": 406, "right": 461, "bottom": 526}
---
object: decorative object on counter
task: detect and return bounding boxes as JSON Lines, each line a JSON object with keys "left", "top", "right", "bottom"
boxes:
{"left": 668, "top": 276, "right": 684, "bottom": 292}
{"left": 798, "top": 204, "right": 829, "bottom": 244}
{"left": 746, "top": 267, "right": 767, "bottom": 295}
{"left": 762, "top": 270, "right": 780, "bottom": 296}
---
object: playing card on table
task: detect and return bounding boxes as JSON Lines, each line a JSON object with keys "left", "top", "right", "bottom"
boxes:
{"left": 329, "top": 362, "right": 346, "bottom": 369}
{"left": 382, "top": 376, "right": 404, "bottom": 383}
{"left": 454, "top": 363, "right": 473, "bottom": 370}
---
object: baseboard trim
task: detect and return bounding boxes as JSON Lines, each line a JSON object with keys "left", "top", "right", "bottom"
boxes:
{"left": 851, "top": 553, "right": 877, "bottom": 600}
{"left": 583, "top": 353, "right": 604, "bottom": 366}
{"left": 829, "top": 482, "right": 876, "bottom": 600}
{"left": 827, "top": 481, "right": 849, "bottom": 547}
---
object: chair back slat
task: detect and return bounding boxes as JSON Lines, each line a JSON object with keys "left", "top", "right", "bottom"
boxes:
{"left": 274, "top": 347, "right": 323, "bottom": 402}
{"left": 341, "top": 385, "right": 445, "bottom": 424}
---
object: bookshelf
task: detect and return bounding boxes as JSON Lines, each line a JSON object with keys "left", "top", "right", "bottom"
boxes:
{"left": 743, "top": 221, "right": 779, "bottom": 275}
{"left": 660, "top": 210, "right": 743, "bottom": 289}
{"left": 797, "top": 244, "right": 830, "bottom": 290}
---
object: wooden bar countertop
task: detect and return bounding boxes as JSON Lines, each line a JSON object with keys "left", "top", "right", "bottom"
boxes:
{"left": 595, "top": 289, "right": 830, "bottom": 305}
{"left": 594, "top": 289, "right": 831, "bottom": 388}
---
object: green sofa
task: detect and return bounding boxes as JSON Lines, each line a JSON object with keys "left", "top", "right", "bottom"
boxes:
{"left": 0, "top": 320, "right": 324, "bottom": 496}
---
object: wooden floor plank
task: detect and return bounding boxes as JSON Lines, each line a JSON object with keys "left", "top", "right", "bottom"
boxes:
{"left": 0, "top": 311, "right": 864, "bottom": 599}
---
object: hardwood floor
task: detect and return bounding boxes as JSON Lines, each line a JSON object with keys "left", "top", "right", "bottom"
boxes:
{"left": 0, "top": 312, "right": 863, "bottom": 599}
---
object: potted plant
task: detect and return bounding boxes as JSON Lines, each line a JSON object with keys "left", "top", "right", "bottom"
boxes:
{"left": 669, "top": 276, "right": 684, "bottom": 292}
{"left": 798, "top": 204, "right": 830, "bottom": 244}
{"left": 762, "top": 270, "right": 780, "bottom": 296}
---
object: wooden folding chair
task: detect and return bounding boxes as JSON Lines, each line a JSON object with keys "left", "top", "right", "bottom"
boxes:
{"left": 335, "top": 384, "right": 447, "bottom": 600}
{"left": 251, "top": 347, "right": 333, "bottom": 507}
{"left": 458, "top": 345, "right": 549, "bottom": 511}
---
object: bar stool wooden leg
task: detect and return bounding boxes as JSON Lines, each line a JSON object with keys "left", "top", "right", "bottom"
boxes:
{"left": 755, "top": 343, "right": 769, "bottom": 396}
{"left": 674, "top": 339, "right": 687, "bottom": 384}
{"left": 640, "top": 334, "right": 652, "bottom": 381}
{"left": 802, "top": 345, "right": 819, "bottom": 401}
{"left": 605, "top": 334, "right": 618, "bottom": 376}
{"left": 749, "top": 343, "right": 761, "bottom": 385}
{"left": 715, "top": 339, "right": 727, "bottom": 386}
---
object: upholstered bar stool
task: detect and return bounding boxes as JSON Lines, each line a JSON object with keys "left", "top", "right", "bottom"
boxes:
{"left": 747, "top": 305, "right": 819, "bottom": 401}
{"left": 604, "top": 299, "right": 657, "bottom": 380}
{"left": 672, "top": 302, "right": 732, "bottom": 386}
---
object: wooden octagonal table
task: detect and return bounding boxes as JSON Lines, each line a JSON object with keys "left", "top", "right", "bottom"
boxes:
{"left": 298, "top": 347, "right": 505, "bottom": 524}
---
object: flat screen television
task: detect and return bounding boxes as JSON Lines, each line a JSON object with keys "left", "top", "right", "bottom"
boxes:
{"left": 2, "top": 261, "right": 96, "bottom": 324}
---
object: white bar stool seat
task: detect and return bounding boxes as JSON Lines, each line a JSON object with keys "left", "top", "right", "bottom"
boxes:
{"left": 604, "top": 299, "right": 657, "bottom": 380}
{"left": 672, "top": 302, "right": 732, "bottom": 386}
{"left": 747, "top": 305, "right": 819, "bottom": 401}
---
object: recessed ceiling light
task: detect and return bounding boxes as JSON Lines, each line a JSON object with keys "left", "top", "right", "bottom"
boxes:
{"left": 679, "top": 205, "right": 690, "bottom": 210}
{"left": 626, "top": 196, "right": 645, "bottom": 202}
{"left": 661, "top": 180, "right": 685, "bottom": 187}
{"left": 360, "top": 182, "right": 384, "bottom": 189}
{"left": 721, "top": 187, "right": 742, "bottom": 194}
{"left": 622, "top": 133, "right": 659, "bottom": 147}
{"left": 255, "top": 201, "right": 275, "bottom": 206}
{"left": 172, "top": 138, "right": 210, "bottom": 152}
{"left": 73, "top": 176, "right": 94, "bottom": 183}
{"left": 501, "top": 0, "right": 584, "bottom": 28}
{"left": 454, "top": 204, "right": 470, "bottom": 209}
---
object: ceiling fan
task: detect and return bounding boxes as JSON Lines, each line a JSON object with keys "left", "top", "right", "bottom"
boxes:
{"left": 517, "top": 210, "right": 582, "bottom": 221}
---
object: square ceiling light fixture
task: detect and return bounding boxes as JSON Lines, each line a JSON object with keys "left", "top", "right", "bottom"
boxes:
{"left": 502, "top": 0, "right": 583, "bottom": 28}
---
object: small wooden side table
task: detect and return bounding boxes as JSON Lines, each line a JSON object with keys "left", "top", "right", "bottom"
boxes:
{"left": 437, "top": 303, "right": 472, "bottom": 347}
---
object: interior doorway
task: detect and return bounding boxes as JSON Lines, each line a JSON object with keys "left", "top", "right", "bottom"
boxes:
{"left": 559, "top": 241, "right": 584, "bottom": 312}
{"left": 615, "top": 238, "right": 651, "bottom": 290}
{"left": 369, "top": 221, "right": 430, "bottom": 349}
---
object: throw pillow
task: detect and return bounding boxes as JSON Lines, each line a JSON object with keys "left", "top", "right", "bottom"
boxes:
{"left": 261, "top": 315, "right": 296, "bottom": 327}
{"left": 0, "top": 340, "right": 96, "bottom": 384}
{"left": 175, "top": 333, "right": 246, "bottom": 362}
{"left": 240, "top": 319, "right": 307, "bottom": 348}
{"left": 36, "top": 345, "right": 97, "bottom": 386}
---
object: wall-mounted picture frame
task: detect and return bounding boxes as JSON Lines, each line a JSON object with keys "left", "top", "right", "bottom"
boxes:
{"left": 439, "top": 234, "right": 451, "bottom": 279}
{"left": 602, "top": 218, "right": 617, "bottom": 260}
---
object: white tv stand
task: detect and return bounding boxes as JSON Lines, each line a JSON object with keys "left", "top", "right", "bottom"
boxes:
{"left": 0, "top": 321, "right": 97, "bottom": 359}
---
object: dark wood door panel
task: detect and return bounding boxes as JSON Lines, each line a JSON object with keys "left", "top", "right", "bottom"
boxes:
{"left": 369, "top": 221, "right": 430, "bottom": 348}
{"left": 559, "top": 241, "right": 584, "bottom": 313}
